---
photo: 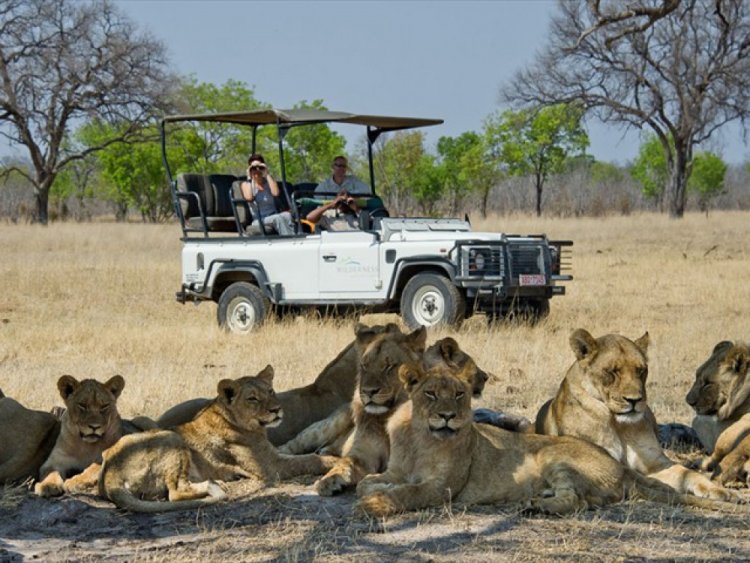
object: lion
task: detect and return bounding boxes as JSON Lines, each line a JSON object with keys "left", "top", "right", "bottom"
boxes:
{"left": 97, "top": 366, "right": 339, "bottom": 512}
{"left": 684, "top": 341, "right": 750, "bottom": 483}
{"left": 0, "top": 394, "right": 61, "bottom": 484}
{"left": 534, "top": 329, "right": 735, "bottom": 501}
{"left": 279, "top": 335, "right": 491, "bottom": 457}
{"left": 156, "top": 323, "right": 402, "bottom": 446}
{"left": 686, "top": 341, "right": 750, "bottom": 452}
{"left": 356, "top": 362, "right": 749, "bottom": 517}
{"left": 313, "top": 326, "right": 428, "bottom": 496}
{"left": 33, "top": 375, "right": 152, "bottom": 497}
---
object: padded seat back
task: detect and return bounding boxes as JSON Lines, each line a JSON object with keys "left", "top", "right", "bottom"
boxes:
{"left": 176, "top": 174, "right": 212, "bottom": 219}
{"left": 207, "top": 174, "right": 237, "bottom": 217}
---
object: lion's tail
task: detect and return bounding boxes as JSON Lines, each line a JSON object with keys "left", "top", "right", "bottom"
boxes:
{"left": 108, "top": 482, "right": 226, "bottom": 513}
{"left": 624, "top": 469, "right": 750, "bottom": 513}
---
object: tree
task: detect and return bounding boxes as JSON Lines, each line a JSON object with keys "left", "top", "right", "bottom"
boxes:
{"left": 0, "top": 0, "right": 172, "bottom": 224}
{"left": 688, "top": 152, "right": 727, "bottom": 215}
{"left": 436, "top": 132, "right": 481, "bottom": 215}
{"left": 502, "top": 0, "right": 750, "bottom": 218}
{"left": 485, "top": 104, "right": 588, "bottom": 216}
{"left": 630, "top": 135, "right": 670, "bottom": 210}
{"left": 459, "top": 136, "right": 502, "bottom": 218}
{"left": 374, "top": 131, "right": 428, "bottom": 214}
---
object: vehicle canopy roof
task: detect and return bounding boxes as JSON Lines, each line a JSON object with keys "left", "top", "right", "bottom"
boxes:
{"left": 161, "top": 108, "right": 443, "bottom": 133}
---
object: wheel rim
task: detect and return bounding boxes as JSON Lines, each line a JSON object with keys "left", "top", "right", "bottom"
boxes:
{"left": 410, "top": 284, "right": 445, "bottom": 326}
{"left": 227, "top": 296, "right": 257, "bottom": 333}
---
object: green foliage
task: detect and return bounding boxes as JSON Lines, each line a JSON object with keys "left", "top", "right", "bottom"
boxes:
{"left": 437, "top": 132, "right": 481, "bottom": 214}
{"left": 278, "top": 100, "right": 346, "bottom": 183}
{"left": 630, "top": 135, "right": 669, "bottom": 205}
{"left": 485, "top": 103, "right": 588, "bottom": 215}
{"left": 374, "top": 131, "right": 431, "bottom": 213}
{"left": 589, "top": 161, "right": 625, "bottom": 185}
{"left": 688, "top": 152, "right": 727, "bottom": 213}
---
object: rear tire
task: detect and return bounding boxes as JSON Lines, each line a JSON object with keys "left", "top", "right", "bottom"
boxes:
{"left": 217, "top": 282, "right": 269, "bottom": 333}
{"left": 400, "top": 273, "right": 465, "bottom": 329}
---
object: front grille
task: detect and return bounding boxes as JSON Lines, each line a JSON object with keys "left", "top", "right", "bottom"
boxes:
{"left": 509, "top": 246, "right": 543, "bottom": 276}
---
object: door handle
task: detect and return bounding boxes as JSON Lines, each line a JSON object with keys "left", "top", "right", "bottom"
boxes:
{"left": 323, "top": 255, "right": 337, "bottom": 262}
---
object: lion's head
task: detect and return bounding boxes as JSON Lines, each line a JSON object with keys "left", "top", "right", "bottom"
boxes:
{"left": 568, "top": 328, "right": 650, "bottom": 424}
{"left": 217, "top": 365, "right": 282, "bottom": 429}
{"left": 686, "top": 341, "right": 750, "bottom": 420}
{"left": 423, "top": 337, "right": 489, "bottom": 398}
{"left": 399, "top": 362, "right": 474, "bottom": 439}
{"left": 58, "top": 375, "right": 125, "bottom": 443}
{"left": 354, "top": 324, "right": 426, "bottom": 415}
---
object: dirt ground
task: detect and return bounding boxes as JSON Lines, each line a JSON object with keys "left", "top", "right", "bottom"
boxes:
{"left": 2, "top": 450, "right": 749, "bottom": 562}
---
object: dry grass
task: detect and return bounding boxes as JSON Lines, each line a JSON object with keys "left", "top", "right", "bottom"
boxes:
{"left": 0, "top": 211, "right": 749, "bottom": 561}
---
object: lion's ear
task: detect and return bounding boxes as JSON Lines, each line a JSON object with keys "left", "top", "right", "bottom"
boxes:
{"left": 355, "top": 323, "right": 381, "bottom": 350}
{"left": 57, "top": 375, "right": 80, "bottom": 401}
{"left": 570, "top": 329, "right": 598, "bottom": 361}
{"left": 399, "top": 363, "right": 426, "bottom": 393}
{"left": 471, "top": 366, "right": 489, "bottom": 398}
{"left": 257, "top": 364, "right": 274, "bottom": 385}
{"left": 713, "top": 340, "right": 734, "bottom": 356}
{"left": 384, "top": 323, "right": 401, "bottom": 334}
{"left": 407, "top": 326, "right": 427, "bottom": 353}
{"left": 437, "top": 337, "right": 460, "bottom": 364}
{"left": 634, "top": 332, "right": 650, "bottom": 355}
{"left": 104, "top": 375, "right": 125, "bottom": 399}
{"left": 725, "top": 344, "right": 750, "bottom": 376}
{"left": 218, "top": 379, "right": 240, "bottom": 405}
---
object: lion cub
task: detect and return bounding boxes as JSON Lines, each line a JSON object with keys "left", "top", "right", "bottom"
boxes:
{"left": 34, "top": 375, "right": 137, "bottom": 497}
{"left": 98, "top": 366, "right": 339, "bottom": 512}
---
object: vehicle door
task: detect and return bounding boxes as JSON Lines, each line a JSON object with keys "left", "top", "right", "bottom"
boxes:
{"left": 318, "top": 231, "right": 382, "bottom": 296}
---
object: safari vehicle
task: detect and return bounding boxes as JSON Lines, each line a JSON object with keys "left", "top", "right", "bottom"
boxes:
{"left": 160, "top": 108, "right": 572, "bottom": 333}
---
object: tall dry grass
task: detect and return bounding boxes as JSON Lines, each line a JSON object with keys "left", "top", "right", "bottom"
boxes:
{"left": 0, "top": 211, "right": 747, "bottom": 426}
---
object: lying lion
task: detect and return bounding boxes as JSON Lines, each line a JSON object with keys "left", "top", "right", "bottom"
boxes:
{"left": 356, "top": 362, "right": 748, "bottom": 517}
{"left": 34, "top": 375, "right": 156, "bottom": 497}
{"left": 686, "top": 341, "right": 750, "bottom": 485}
{"left": 97, "top": 366, "right": 339, "bottom": 512}
{"left": 535, "top": 329, "right": 735, "bottom": 501}
{"left": 279, "top": 335, "right": 490, "bottom": 457}
{"left": 157, "top": 323, "right": 401, "bottom": 446}
{"left": 0, "top": 392, "right": 60, "bottom": 484}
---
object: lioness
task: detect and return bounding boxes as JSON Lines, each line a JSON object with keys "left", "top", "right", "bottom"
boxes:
{"left": 686, "top": 341, "right": 750, "bottom": 453}
{"left": 34, "top": 375, "right": 140, "bottom": 497}
{"left": 535, "top": 329, "right": 734, "bottom": 501}
{"left": 98, "top": 366, "right": 339, "bottom": 512}
{"left": 157, "top": 323, "right": 402, "bottom": 446}
{"left": 0, "top": 394, "right": 60, "bottom": 484}
{"left": 685, "top": 341, "right": 750, "bottom": 483}
{"left": 356, "top": 362, "right": 748, "bottom": 517}
{"left": 314, "top": 326, "right": 427, "bottom": 496}
{"left": 280, "top": 336, "right": 490, "bottom": 457}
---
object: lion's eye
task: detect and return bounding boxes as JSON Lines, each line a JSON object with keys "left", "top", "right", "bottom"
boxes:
{"left": 424, "top": 390, "right": 437, "bottom": 401}
{"left": 637, "top": 368, "right": 648, "bottom": 379}
{"left": 77, "top": 404, "right": 87, "bottom": 412}
{"left": 455, "top": 391, "right": 465, "bottom": 400}
{"left": 100, "top": 404, "right": 110, "bottom": 413}
{"left": 247, "top": 396, "right": 259, "bottom": 403}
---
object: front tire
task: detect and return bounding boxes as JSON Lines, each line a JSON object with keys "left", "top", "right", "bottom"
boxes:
{"left": 400, "top": 273, "right": 465, "bottom": 329}
{"left": 217, "top": 282, "right": 269, "bottom": 333}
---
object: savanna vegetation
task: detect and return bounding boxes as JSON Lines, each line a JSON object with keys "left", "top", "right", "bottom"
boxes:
{"left": 0, "top": 212, "right": 748, "bottom": 560}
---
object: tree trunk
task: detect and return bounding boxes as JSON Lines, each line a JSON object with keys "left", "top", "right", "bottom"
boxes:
{"left": 534, "top": 173, "right": 543, "bottom": 217}
{"left": 668, "top": 147, "right": 689, "bottom": 218}
{"left": 34, "top": 188, "right": 50, "bottom": 225}
{"left": 481, "top": 187, "right": 490, "bottom": 218}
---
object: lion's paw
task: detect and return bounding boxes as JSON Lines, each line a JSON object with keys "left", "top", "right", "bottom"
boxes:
{"left": 35, "top": 474, "right": 65, "bottom": 498}
{"left": 315, "top": 473, "right": 348, "bottom": 496}
{"left": 355, "top": 492, "right": 398, "bottom": 517}
{"left": 693, "top": 481, "right": 741, "bottom": 502}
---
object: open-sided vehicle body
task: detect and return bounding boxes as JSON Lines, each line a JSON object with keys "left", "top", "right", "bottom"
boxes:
{"left": 161, "top": 108, "right": 572, "bottom": 332}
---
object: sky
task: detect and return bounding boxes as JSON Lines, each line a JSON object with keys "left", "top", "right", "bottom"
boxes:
{"left": 5, "top": 1, "right": 750, "bottom": 164}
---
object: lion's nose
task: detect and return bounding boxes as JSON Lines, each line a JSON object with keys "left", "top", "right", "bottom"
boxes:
{"left": 439, "top": 412, "right": 455, "bottom": 422}
{"left": 88, "top": 423, "right": 102, "bottom": 431}
{"left": 361, "top": 386, "right": 380, "bottom": 398}
{"left": 269, "top": 406, "right": 281, "bottom": 415}
{"left": 624, "top": 397, "right": 642, "bottom": 408}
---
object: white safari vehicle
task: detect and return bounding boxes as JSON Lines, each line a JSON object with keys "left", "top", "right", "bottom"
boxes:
{"left": 160, "top": 109, "right": 572, "bottom": 333}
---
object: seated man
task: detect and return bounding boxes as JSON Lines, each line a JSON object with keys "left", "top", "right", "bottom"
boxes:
{"left": 240, "top": 154, "right": 294, "bottom": 235}
{"left": 314, "top": 156, "right": 371, "bottom": 195}
{"left": 306, "top": 189, "right": 360, "bottom": 232}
